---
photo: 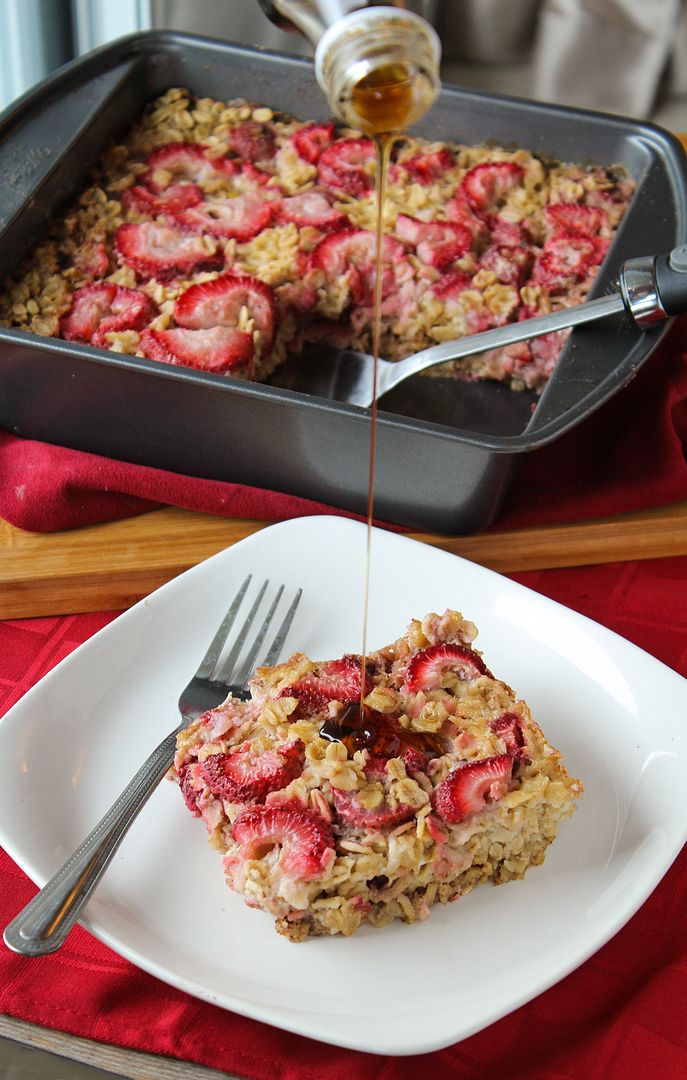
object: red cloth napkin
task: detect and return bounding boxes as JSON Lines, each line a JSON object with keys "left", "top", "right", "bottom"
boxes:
{"left": 1, "top": 320, "right": 686, "bottom": 534}
{"left": 1, "top": 558, "right": 686, "bottom": 1079}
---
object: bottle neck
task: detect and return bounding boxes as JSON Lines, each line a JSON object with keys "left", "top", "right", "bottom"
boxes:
{"left": 259, "top": 1, "right": 371, "bottom": 45}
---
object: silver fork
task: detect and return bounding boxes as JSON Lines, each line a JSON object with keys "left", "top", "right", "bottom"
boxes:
{"left": 3, "top": 575, "right": 302, "bottom": 957}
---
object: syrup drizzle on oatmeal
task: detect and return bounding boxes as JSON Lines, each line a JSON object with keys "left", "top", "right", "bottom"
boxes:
{"left": 320, "top": 701, "right": 444, "bottom": 759}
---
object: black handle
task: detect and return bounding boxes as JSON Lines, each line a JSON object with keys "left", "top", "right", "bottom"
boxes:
{"left": 654, "top": 246, "right": 687, "bottom": 316}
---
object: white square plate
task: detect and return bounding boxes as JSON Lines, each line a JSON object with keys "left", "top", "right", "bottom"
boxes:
{"left": 1, "top": 517, "right": 686, "bottom": 1056}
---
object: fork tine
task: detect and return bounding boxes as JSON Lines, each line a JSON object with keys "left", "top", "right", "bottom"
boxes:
{"left": 228, "top": 584, "right": 285, "bottom": 687}
{"left": 211, "top": 579, "right": 269, "bottom": 683}
{"left": 195, "top": 574, "right": 252, "bottom": 680}
{"left": 261, "top": 587, "right": 302, "bottom": 668}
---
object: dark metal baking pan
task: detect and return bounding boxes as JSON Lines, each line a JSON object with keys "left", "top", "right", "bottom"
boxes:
{"left": 0, "top": 31, "right": 685, "bottom": 533}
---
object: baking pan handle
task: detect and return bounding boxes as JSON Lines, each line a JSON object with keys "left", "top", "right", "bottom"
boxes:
{"left": 0, "top": 56, "right": 143, "bottom": 234}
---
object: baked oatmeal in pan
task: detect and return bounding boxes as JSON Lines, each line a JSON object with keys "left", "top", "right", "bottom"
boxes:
{"left": 172, "top": 609, "right": 581, "bottom": 940}
{"left": 0, "top": 87, "right": 634, "bottom": 392}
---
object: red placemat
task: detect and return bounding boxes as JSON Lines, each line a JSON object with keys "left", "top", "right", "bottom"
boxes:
{"left": 1, "top": 320, "right": 686, "bottom": 535}
{"left": 1, "top": 558, "right": 686, "bottom": 1079}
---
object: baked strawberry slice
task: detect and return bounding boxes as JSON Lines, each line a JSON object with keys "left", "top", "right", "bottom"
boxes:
{"left": 174, "top": 273, "right": 277, "bottom": 352}
{"left": 543, "top": 202, "right": 607, "bottom": 238}
{"left": 122, "top": 183, "right": 203, "bottom": 217}
{"left": 280, "top": 655, "right": 365, "bottom": 717}
{"left": 145, "top": 142, "right": 237, "bottom": 191}
{"left": 230, "top": 804, "right": 335, "bottom": 880}
{"left": 395, "top": 213, "right": 472, "bottom": 271}
{"left": 490, "top": 712, "right": 528, "bottom": 759}
{"left": 228, "top": 120, "right": 276, "bottom": 163}
{"left": 60, "top": 283, "right": 156, "bottom": 345}
{"left": 277, "top": 191, "right": 348, "bottom": 231}
{"left": 177, "top": 763, "right": 201, "bottom": 816}
{"left": 311, "top": 228, "right": 406, "bottom": 306}
{"left": 531, "top": 231, "right": 606, "bottom": 290}
{"left": 331, "top": 787, "right": 415, "bottom": 831}
{"left": 115, "top": 222, "right": 223, "bottom": 280}
{"left": 460, "top": 161, "right": 525, "bottom": 218}
{"left": 445, "top": 191, "right": 490, "bottom": 243}
{"left": 200, "top": 740, "right": 304, "bottom": 804}
{"left": 176, "top": 192, "right": 274, "bottom": 242}
{"left": 317, "top": 138, "right": 375, "bottom": 197}
{"left": 432, "top": 754, "right": 514, "bottom": 824}
{"left": 431, "top": 270, "right": 473, "bottom": 300}
{"left": 140, "top": 325, "right": 254, "bottom": 373}
{"left": 73, "top": 241, "right": 110, "bottom": 279}
{"left": 402, "top": 147, "right": 454, "bottom": 184}
{"left": 292, "top": 122, "right": 336, "bottom": 164}
{"left": 403, "top": 643, "right": 491, "bottom": 694}
{"left": 480, "top": 243, "right": 533, "bottom": 286}
{"left": 489, "top": 218, "right": 532, "bottom": 247}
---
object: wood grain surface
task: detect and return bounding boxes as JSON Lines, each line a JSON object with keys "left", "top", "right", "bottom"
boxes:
{"left": 2, "top": 500, "right": 686, "bottom": 619}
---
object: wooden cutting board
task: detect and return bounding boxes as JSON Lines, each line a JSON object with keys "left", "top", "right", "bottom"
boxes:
{"left": 2, "top": 500, "right": 687, "bottom": 619}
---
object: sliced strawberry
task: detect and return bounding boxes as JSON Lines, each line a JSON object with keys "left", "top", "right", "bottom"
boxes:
{"left": 292, "top": 122, "right": 336, "bottom": 164}
{"left": 318, "top": 138, "right": 375, "bottom": 197}
{"left": 531, "top": 231, "right": 606, "bottom": 291}
{"left": 174, "top": 273, "right": 277, "bottom": 352}
{"left": 115, "top": 222, "right": 223, "bottom": 280}
{"left": 460, "top": 161, "right": 525, "bottom": 218}
{"left": 178, "top": 764, "right": 201, "bottom": 816}
{"left": 176, "top": 192, "right": 274, "bottom": 242}
{"left": 543, "top": 202, "right": 607, "bottom": 237}
{"left": 489, "top": 218, "right": 532, "bottom": 247}
{"left": 445, "top": 191, "right": 490, "bottom": 242}
{"left": 277, "top": 191, "right": 348, "bottom": 232}
{"left": 331, "top": 787, "right": 415, "bottom": 831}
{"left": 404, "top": 643, "right": 491, "bottom": 694}
{"left": 431, "top": 270, "right": 473, "bottom": 300}
{"left": 240, "top": 162, "right": 274, "bottom": 188}
{"left": 122, "top": 183, "right": 203, "bottom": 217}
{"left": 140, "top": 325, "right": 254, "bottom": 373}
{"left": 432, "top": 754, "right": 514, "bottom": 824}
{"left": 311, "top": 228, "right": 406, "bottom": 306}
{"left": 73, "top": 241, "right": 110, "bottom": 279}
{"left": 60, "top": 283, "right": 156, "bottom": 345}
{"left": 402, "top": 147, "right": 454, "bottom": 184}
{"left": 276, "top": 280, "right": 319, "bottom": 313}
{"left": 228, "top": 120, "right": 276, "bottom": 163}
{"left": 280, "top": 655, "right": 365, "bottom": 717}
{"left": 200, "top": 740, "right": 304, "bottom": 804}
{"left": 230, "top": 804, "right": 335, "bottom": 880}
{"left": 490, "top": 712, "right": 527, "bottom": 758}
{"left": 480, "top": 243, "right": 533, "bottom": 286}
{"left": 145, "top": 142, "right": 237, "bottom": 191}
{"left": 395, "top": 213, "right": 472, "bottom": 271}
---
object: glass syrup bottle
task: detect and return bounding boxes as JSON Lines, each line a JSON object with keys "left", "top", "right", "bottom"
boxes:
{"left": 256, "top": 1, "right": 441, "bottom": 134}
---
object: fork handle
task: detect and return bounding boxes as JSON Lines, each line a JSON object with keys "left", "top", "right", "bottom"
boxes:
{"left": 3, "top": 728, "right": 180, "bottom": 956}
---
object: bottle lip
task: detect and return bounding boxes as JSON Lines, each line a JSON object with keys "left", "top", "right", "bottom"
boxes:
{"left": 314, "top": 6, "right": 442, "bottom": 96}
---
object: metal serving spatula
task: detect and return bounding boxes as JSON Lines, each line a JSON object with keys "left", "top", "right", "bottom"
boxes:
{"left": 300, "top": 247, "right": 687, "bottom": 407}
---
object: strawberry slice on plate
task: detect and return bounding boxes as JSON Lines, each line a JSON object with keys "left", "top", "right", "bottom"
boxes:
{"left": 176, "top": 192, "right": 275, "bottom": 242}
{"left": 317, "top": 138, "right": 375, "bottom": 197}
{"left": 404, "top": 643, "right": 491, "bottom": 693}
{"left": 60, "top": 283, "right": 156, "bottom": 345}
{"left": 432, "top": 754, "right": 514, "bottom": 823}
{"left": 292, "top": 122, "right": 336, "bottom": 164}
{"left": 331, "top": 787, "right": 415, "bottom": 831}
{"left": 122, "top": 183, "right": 203, "bottom": 217}
{"left": 144, "top": 142, "right": 237, "bottom": 191}
{"left": 460, "top": 161, "right": 525, "bottom": 218}
{"left": 229, "top": 804, "right": 335, "bottom": 880}
{"left": 174, "top": 273, "right": 277, "bottom": 352}
{"left": 277, "top": 191, "right": 348, "bottom": 232}
{"left": 115, "top": 222, "right": 223, "bottom": 280}
{"left": 140, "top": 325, "right": 254, "bottom": 373}
{"left": 402, "top": 147, "right": 454, "bottom": 185}
{"left": 395, "top": 213, "right": 472, "bottom": 271}
{"left": 280, "top": 655, "right": 365, "bottom": 717}
{"left": 200, "top": 740, "right": 304, "bottom": 804}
